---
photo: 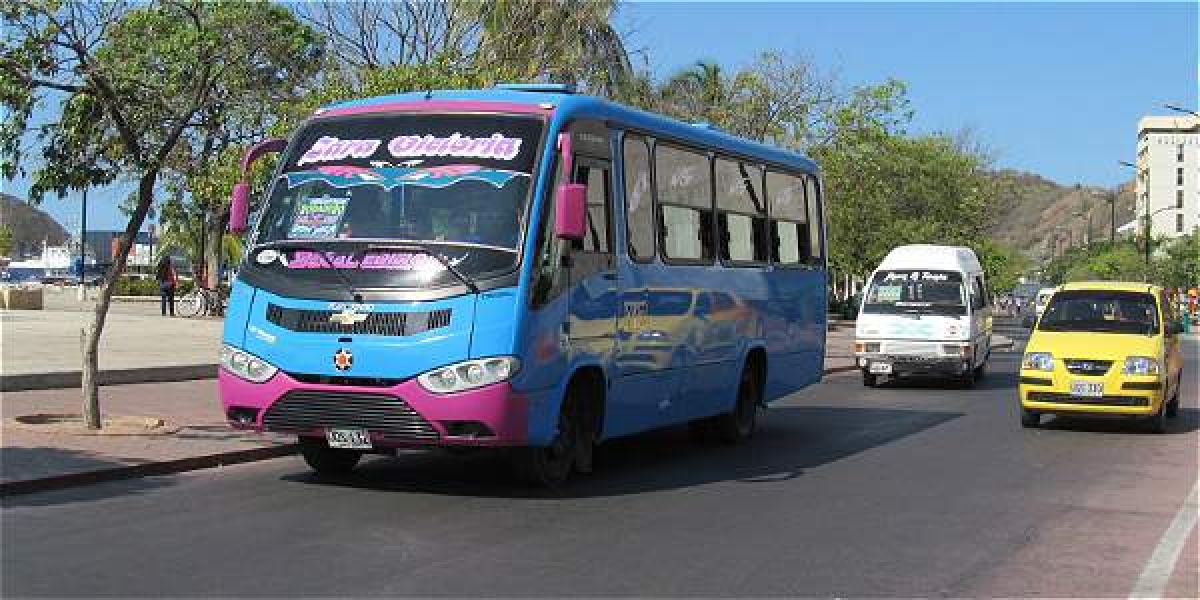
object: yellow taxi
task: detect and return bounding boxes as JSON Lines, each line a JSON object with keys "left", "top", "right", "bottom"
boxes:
{"left": 1018, "top": 281, "right": 1185, "bottom": 432}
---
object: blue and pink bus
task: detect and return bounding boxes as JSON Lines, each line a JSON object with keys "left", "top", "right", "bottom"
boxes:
{"left": 220, "top": 84, "right": 827, "bottom": 485}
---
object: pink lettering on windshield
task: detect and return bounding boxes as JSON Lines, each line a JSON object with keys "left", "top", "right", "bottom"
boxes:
{"left": 286, "top": 251, "right": 451, "bottom": 271}
{"left": 298, "top": 137, "right": 382, "bottom": 166}
{"left": 387, "top": 133, "right": 522, "bottom": 161}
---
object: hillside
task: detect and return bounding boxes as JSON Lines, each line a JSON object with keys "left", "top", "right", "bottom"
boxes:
{"left": 0, "top": 193, "right": 69, "bottom": 258}
{"left": 987, "top": 170, "right": 1137, "bottom": 262}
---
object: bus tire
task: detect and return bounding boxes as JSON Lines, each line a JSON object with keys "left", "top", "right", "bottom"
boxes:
{"left": 714, "top": 364, "right": 761, "bottom": 444}
{"left": 299, "top": 437, "right": 361, "bottom": 476}
{"left": 863, "top": 372, "right": 878, "bottom": 387}
{"left": 512, "top": 391, "right": 580, "bottom": 487}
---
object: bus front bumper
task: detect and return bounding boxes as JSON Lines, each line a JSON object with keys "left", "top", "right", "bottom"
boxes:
{"left": 219, "top": 370, "right": 529, "bottom": 447}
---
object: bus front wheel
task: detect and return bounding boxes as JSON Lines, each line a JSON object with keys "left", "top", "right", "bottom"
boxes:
{"left": 512, "top": 394, "right": 580, "bottom": 487}
{"left": 299, "top": 437, "right": 362, "bottom": 476}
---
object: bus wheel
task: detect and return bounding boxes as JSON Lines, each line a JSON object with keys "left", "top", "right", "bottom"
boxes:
{"left": 513, "top": 395, "right": 578, "bottom": 487}
{"left": 714, "top": 365, "right": 760, "bottom": 444}
{"left": 299, "top": 437, "right": 361, "bottom": 476}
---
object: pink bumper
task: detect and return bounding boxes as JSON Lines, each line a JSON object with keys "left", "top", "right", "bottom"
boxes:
{"left": 218, "top": 370, "right": 528, "bottom": 446}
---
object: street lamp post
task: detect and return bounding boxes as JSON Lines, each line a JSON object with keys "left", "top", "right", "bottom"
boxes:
{"left": 1118, "top": 160, "right": 1151, "bottom": 268}
{"left": 1163, "top": 104, "right": 1200, "bottom": 118}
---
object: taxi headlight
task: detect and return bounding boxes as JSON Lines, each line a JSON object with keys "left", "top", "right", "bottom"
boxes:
{"left": 1122, "top": 356, "right": 1160, "bottom": 376}
{"left": 418, "top": 357, "right": 520, "bottom": 394}
{"left": 1022, "top": 352, "right": 1054, "bottom": 372}
{"left": 220, "top": 344, "right": 278, "bottom": 383}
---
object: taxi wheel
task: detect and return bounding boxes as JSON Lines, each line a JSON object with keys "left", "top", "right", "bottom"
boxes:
{"left": 1020, "top": 409, "right": 1040, "bottom": 428}
{"left": 1145, "top": 402, "right": 1168, "bottom": 434}
{"left": 299, "top": 437, "right": 362, "bottom": 476}
{"left": 1166, "top": 382, "right": 1180, "bottom": 418}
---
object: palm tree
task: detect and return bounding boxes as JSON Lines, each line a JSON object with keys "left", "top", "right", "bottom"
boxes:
{"left": 660, "top": 60, "right": 733, "bottom": 125}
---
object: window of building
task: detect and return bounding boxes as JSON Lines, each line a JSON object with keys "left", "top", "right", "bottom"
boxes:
{"left": 1179, "top": 189, "right": 1185, "bottom": 209}
{"left": 1177, "top": 213, "right": 1185, "bottom": 233}
{"left": 623, "top": 136, "right": 655, "bottom": 261}
{"left": 1178, "top": 167, "right": 1185, "bottom": 186}
{"left": 1179, "top": 145, "right": 1185, "bottom": 162}
{"left": 655, "top": 144, "right": 713, "bottom": 262}
{"left": 714, "top": 157, "right": 767, "bottom": 263}
{"left": 766, "top": 170, "right": 810, "bottom": 266}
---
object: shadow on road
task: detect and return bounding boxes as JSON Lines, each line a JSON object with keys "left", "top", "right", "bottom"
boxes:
{"left": 1038, "top": 407, "right": 1199, "bottom": 436}
{"left": 283, "top": 405, "right": 963, "bottom": 499}
{"left": 872, "top": 368, "right": 1019, "bottom": 392}
{"left": 1, "top": 447, "right": 175, "bottom": 508}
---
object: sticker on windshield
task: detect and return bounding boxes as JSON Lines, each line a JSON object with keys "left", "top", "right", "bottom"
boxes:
{"left": 286, "top": 250, "right": 466, "bottom": 271}
{"left": 288, "top": 196, "right": 350, "bottom": 239}
{"left": 874, "top": 285, "right": 903, "bottom": 302}
{"left": 283, "top": 165, "right": 527, "bottom": 192}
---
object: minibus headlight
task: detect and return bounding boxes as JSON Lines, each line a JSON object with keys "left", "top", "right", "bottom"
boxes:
{"left": 1122, "top": 356, "right": 1160, "bottom": 376}
{"left": 220, "top": 344, "right": 278, "bottom": 383}
{"left": 418, "top": 357, "right": 520, "bottom": 394}
{"left": 1022, "top": 352, "right": 1054, "bottom": 372}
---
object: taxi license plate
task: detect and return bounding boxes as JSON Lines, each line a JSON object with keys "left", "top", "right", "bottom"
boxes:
{"left": 1070, "top": 381, "right": 1104, "bottom": 398}
{"left": 326, "top": 428, "right": 372, "bottom": 450}
{"left": 869, "top": 362, "right": 893, "bottom": 374}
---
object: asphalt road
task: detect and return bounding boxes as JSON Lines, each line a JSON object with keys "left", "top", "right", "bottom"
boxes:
{"left": 4, "top": 325, "right": 1197, "bottom": 597}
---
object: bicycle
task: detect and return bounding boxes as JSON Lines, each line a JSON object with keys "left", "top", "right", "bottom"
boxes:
{"left": 178, "top": 286, "right": 227, "bottom": 318}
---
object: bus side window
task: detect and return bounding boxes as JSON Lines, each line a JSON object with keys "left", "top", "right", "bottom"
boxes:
{"left": 805, "top": 175, "right": 824, "bottom": 265}
{"left": 576, "top": 165, "right": 611, "bottom": 254}
{"left": 715, "top": 158, "right": 767, "bottom": 263}
{"left": 766, "top": 170, "right": 809, "bottom": 265}
{"left": 623, "top": 135, "right": 655, "bottom": 261}
{"left": 655, "top": 144, "right": 713, "bottom": 262}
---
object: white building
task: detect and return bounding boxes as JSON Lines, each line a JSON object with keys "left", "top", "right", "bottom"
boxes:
{"left": 1134, "top": 114, "right": 1200, "bottom": 240}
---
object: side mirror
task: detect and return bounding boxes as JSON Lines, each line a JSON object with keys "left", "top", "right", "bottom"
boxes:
{"left": 229, "top": 182, "right": 251, "bottom": 234}
{"left": 554, "top": 183, "right": 587, "bottom": 241}
{"left": 229, "top": 138, "right": 287, "bottom": 235}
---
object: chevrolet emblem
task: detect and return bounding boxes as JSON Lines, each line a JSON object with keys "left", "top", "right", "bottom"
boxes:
{"left": 329, "top": 308, "right": 369, "bottom": 326}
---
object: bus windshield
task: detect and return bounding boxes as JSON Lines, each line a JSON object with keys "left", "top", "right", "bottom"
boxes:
{"left": 862, "top": 270, "right": 967, "bottom": 316}
{"left": 248, "top": 113, "right": 544, "bottom": 288}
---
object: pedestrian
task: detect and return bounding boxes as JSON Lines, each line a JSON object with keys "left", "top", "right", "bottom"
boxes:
{"left": 156, "top": 256, "right": 178, "bottom": 317}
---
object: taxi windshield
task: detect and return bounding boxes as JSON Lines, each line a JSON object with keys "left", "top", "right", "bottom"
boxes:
{"left": 1037, "top": 290, "right": 1160, "bottom": 335}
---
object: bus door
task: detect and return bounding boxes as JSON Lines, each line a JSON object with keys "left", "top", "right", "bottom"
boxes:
{"left": 565, "top": 157, "right": 618, "bottom": 363}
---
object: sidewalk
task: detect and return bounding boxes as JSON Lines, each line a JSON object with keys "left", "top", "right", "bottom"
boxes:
{"left": 1, "top": 288, "right": 222, "bottom": 391}
{"left": 1, "top": 379, "right": 293, "bottom": 491}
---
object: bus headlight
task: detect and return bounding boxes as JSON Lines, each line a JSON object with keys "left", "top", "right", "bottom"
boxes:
{"left": 220, "top": 344, "right": 279, "bottom": 383}
{"left": 1122, "top": 356, "right": 1160, "bottom": 376}
{"left": 418, "top": 357, "right": 520, "bottom": 394}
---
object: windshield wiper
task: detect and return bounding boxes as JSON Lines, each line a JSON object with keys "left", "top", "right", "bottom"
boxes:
{"left": 255, "top": 240, "right": 360, "bottom": 302}
{"left": 354, "top": 244, "right": 480, "bottom": 294}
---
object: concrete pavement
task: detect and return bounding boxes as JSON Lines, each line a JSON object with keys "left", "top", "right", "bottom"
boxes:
{"left": 0, "top": 287, "right": 221, "bottom": 390}
{"left": 2, "top": 337, "right": 1194, "bottom": 597}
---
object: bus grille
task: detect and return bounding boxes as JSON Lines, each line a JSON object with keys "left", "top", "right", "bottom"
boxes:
{"left": 262, "top": 390, "right": 440, "bottom": 441}
{"left": 266, "top": 305, "right": 452, "bottom": 337}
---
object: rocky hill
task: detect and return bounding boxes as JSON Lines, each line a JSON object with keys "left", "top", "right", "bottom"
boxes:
{"left": 0, "top": 193, "right": 69, "bottom": 258}
{"left": 987, "top": 170, "right": 1137, "bottom": 262}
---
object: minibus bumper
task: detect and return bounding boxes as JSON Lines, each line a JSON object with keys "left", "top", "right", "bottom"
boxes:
{"left": 219, "top": 370, "right": 529, "bottom": 447}
{"left": 855, "top": 353, "right": 972, "bottom": 377}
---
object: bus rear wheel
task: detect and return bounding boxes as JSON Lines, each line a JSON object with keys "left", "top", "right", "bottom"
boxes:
{"left": 713, "top": 364, "right": 761, "bottom": 444}
{"left": 299, "top": 437, "right": 362, "bottom": 476}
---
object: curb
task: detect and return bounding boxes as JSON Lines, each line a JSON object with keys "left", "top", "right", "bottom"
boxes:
{"left": 0, "top": 364, "right": 217, "bottom": 392}
{"left": 0, "top": 443, "right": 298, "bottom": 498}
{"left": 0, "top": 363, "right": 863, "bottom": 497}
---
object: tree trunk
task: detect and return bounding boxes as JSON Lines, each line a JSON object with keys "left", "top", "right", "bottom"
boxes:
{"left": 81, "top": 170, "right": 158, "bottom": 429}
{"left": 204, "top": 214, "right": 222, "bottom": 290}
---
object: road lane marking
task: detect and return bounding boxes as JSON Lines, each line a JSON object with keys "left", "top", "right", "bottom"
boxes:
{"left": 1130, "top": 479, "right": 1199, "bottom": 599}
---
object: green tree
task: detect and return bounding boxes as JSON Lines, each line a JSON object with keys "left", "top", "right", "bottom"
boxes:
{"left": 1, "top": 1, "right": 323, "bottom": 428}
{"left": 1153, "top": 233, "right": 1199, "bottom": 289}
{"left": 976, "top": 240, "right": 1031, "bottom": 295}
{"left": 0, "top": 223, "right": 12, "bottom": 256}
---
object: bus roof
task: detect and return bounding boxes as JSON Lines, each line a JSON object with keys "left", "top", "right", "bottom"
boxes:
{"left": 314, "top": 87, "right": 819, "bottom": 174}
{"left": 876, "top": 244, "right": 983, "bottom": 274}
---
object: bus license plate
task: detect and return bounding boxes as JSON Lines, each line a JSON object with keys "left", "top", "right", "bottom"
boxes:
{"left": 326, "top": 428, "right": 372, "bottom": 449}
{"left": 1070, "top": 381, "right": 1104, "bottom": 398}
{"left": 869, "top": 362, "right": 893, "bottom": 374}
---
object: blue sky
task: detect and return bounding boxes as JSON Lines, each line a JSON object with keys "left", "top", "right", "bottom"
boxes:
{"left": 5, "top": 1, "right": 1197, "bottom": 233}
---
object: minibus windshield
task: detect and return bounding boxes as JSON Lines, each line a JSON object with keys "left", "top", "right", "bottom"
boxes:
{"left": 247, "top": 113, "right": 544, "bottom": 289}
{"left": 862, "top": 270, "right": 967, "bottom": 316}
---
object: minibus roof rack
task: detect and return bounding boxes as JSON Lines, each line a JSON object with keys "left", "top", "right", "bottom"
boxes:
{"left": 495, "top": 83, "right": 577, "bottom": 94}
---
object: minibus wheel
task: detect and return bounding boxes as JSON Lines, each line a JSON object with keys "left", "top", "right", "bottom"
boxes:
{"left": 862, "top": 372, "right": 878, "bottom": 387}
{"left": 299, "top": 437, "right": 362, "bottom": 475}
{"left": 714, "top": 365, "right": 761, "bottom": 443}
{"left": 512, "top": 394, "right": 578, "bottom": 487}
